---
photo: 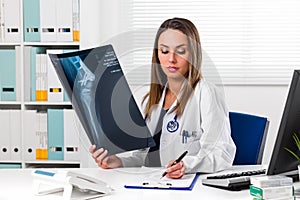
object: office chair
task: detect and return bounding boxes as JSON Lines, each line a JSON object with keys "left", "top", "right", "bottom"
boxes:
{"left": 229, "top": 112, "right": 269, "bottom": 165}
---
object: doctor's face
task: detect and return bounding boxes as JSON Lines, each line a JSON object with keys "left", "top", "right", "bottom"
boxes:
{"left": 158, "top": 29, "right": 190, "bottom": 81}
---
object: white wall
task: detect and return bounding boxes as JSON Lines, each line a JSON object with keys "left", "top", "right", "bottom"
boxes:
{"left": 80, "top": 0, "right": 130, "bottom": 49}
{"left": 224, "top": 85, "right": 290, "bottom": 164}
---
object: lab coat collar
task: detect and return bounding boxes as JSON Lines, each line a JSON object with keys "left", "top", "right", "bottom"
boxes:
{"left": 160, "top": 79, "right": 188, "bottom": 114}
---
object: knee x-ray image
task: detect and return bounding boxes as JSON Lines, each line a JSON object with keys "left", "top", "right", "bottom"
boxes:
{"left": 49, "top": 44, "right": 155, "bottom": 155}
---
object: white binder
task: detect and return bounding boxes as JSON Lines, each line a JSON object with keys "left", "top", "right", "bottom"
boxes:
{"left": 36, "top": 112, "right": 48, "bottom": 160}
{"left": 35, "top": 54, "right": 42, "bottom": 101}
{"left": 0, "top": 0, "right": 5, "bottom": 42}
{"left": 40, "top": 0, "right": 57, "bottom": 41}
{"left": 0, "top": 110, "right": 10, "bottom": 160}
{"left": 47, "top": 49, "right": 64, "bottom": 102}
{"left": 9, "top": 110, "right": 21, "bottom": 160}
{"left": 72, "top": 0, "right": 80, "bottom": 42}
{"left": 22, "top": 110, "right": 38, "bottom": 161}
{"left": 56, "top": 0, "right": 73, "bottom": 42}
{"left": 64, "top": 109, "right": 80, "bottom": 161}
{"left": 3, "top": 0, "right": 21, "bottom": 42}
{"left": 36, "top": 54, "right": 48, "bottom": 101}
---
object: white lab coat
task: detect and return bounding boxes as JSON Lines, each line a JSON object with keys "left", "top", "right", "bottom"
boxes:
{"left": 118, "top": 79, "right": 236, "bottom": 173}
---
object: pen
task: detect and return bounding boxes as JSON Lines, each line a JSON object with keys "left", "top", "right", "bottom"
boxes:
{"left": 160, "top": 150, "right": 188, "bottom": 179}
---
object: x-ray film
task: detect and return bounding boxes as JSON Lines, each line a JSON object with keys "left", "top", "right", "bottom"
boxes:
{"left": 49, "top": 44, "right": 155, "bottom": 155}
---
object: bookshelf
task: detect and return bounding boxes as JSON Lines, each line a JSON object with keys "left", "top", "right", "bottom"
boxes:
{"left": 0, "top": 0, "right": 99, "bottom": 168}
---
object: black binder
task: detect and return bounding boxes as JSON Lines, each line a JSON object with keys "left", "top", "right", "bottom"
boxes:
{"left": 49, "top": 44, "right": 155, "bottom": 155}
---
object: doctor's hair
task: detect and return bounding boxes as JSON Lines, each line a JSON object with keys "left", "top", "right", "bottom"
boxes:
{"left": 143, "top": 17, "right": 202, "bottom": 119}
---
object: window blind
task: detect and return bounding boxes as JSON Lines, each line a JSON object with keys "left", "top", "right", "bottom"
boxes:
{"left": 119, "top": 0, "right": 300, "bottom": 86}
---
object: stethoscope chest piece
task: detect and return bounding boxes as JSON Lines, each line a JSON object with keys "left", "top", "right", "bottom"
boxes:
{"left": 166, "top": 115, "right": 179, "bottom": 133}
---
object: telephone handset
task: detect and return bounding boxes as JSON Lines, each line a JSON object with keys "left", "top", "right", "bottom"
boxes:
{"left": 67, "top": 171, "right": 112, "bottom": 193}
{"left": 32, "top": 170, "right": 113, "bottom": 200}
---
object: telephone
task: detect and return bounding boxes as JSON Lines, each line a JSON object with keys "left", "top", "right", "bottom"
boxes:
{"left": 32, "top": 169, "right": 113, "bottom": 200}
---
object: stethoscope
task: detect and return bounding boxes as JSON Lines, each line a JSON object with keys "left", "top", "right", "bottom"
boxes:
{"left": 166, "top": 114, "right": 179, "bottom": 133}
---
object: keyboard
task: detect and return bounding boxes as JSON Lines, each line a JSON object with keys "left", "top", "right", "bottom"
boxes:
{"left": 201, "top": 169, "right": 266, "bottom": 191}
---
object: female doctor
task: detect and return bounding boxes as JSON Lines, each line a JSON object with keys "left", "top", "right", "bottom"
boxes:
{"left": 90, "top": 17, "right": 236, "bottom": 179}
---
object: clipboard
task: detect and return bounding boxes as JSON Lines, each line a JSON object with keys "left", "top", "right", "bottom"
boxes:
{"left": 124, "top": 173, "right": 200, "bottom": 191}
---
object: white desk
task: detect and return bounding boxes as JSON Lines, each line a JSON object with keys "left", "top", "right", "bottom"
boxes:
{"left": 0, "top": 165, "right": 280, "bottom": 200}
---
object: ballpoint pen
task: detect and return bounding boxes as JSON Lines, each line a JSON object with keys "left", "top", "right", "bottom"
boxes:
{"left": 160, "top": 150, "right": 188, "bottom": 179}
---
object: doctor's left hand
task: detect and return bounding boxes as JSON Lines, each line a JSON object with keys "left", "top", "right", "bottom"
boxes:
{"left": 165, "top": 160, "right": 186, "bottom": 179}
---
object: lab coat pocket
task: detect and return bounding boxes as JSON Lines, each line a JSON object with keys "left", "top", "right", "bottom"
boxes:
{"left": 180, "top": 129, "right": 203, "bottom": 153}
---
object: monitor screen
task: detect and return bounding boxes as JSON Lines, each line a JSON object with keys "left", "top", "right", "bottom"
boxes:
{"left": 267, "top": 70, "right": 300, "bottom": 176}
{"left": 48, "top": 44, "right": 155, "bottom": 155}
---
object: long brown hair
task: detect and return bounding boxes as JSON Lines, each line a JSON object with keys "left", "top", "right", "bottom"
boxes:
{"left": 143, "top": 17, "right": 202, "bottom": 119}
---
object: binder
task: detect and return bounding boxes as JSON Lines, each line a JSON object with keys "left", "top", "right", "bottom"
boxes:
{"left": 23, "top": 110, "right": 38, "bottom": 161}
{"left": 35, "top": 54, "right": 42, "bottom": 101}
{"left": 0, "top": 110, "right": 10, "bottom": 160}
{"left": 24, "top": 46, "right": 31, "bottom": 101}
{"left": 23, "top": 0, "right": 41, "bottom": 42}
{"left": 63, "top": 109, "right": 80, "bottom": 161}
{"left": 23, "top": 46, "right": 46, "bottom": 101}
{"left": 9, "top": 110, "right": 22, "bottom": 160}
{"left": 48, "top": 109, "right": 64, "bottom": 160}
{"left": 15, "top": 46, "right": 21, "bottom": 101}
{"left": 72, "top": 0, "right": 80, "bottom": 42}
{"left": 40, "top": 0, "right": 56, "bottom": 41}
{"left": 47, "top": 49, "right": 77, "bottom": 102}
{"left": 23, "top": 110, "right": 48, "bottom": 161}
{"left": 40, "top": 54, "right": 48, "bottom": 101}
{"left": 36, "top": 112, "right": 48, "bottom": 160}
{"left": 0, "top": 49, "right": 16, "bottom": 101}
{"left": 47, "top": 49, "right": 64, "bottom": 102}
{"left": 0, "top": 0, "right": 4, "bottom": 42}
{"left": 36, "top": 54, "right": 48, "bottom": 101}
{"left": 63, "top": 49, "right": 76, "bottom": 103}
{"left": 64, "top": 91, "right": 70, "bottom": 102}
{"left": 56, "top": 0, "right": 73, "bottom": 42}
{"left": 124, "top": 173, "right": 200, "bottom": 191}
{"left": 3, "top": 0, "right": 21, "bottom": 42}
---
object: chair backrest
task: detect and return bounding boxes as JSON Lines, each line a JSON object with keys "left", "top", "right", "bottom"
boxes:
{"left": 229, "top": 112, "right": 269, "bottom": 165}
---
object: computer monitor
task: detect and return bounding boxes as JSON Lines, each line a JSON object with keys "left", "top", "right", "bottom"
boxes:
{"left": 48, "top": 44, "right": 155, "bottom": 155}
{"left": 267, "top": 70, "right": 300, "bottom": 177}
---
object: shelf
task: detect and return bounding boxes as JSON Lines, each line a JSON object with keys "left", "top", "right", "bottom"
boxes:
{"left": 0, "top": 160, "right": 22, "bottom": 163}
{"left": 24, "top": 160, "right": 80, "bottom": 168}
{"left": 24, "top": 42, "right": 80, "bottom": 46}
{"left": 25, "top": 160, "right": 80, "bottom": 164}
{"left": 24, "top": 101, "right": 73, "bottom": 110}
{"left": 0, "top": 161, "right": 22, "bottom": 169}
{"left": 0, "top": 43, "right": 21, "bottom": 46}
{"left": 24, "top": 101, "right": 72, "bottom": 106}
{"left": 0, "top": 101, "right": 22, "bottom": 105}
{"left": 0, "top": 102, "right": 22, "bottom": 109}
{"left": 0, "top": 0, "right": 92, "bottom": 169}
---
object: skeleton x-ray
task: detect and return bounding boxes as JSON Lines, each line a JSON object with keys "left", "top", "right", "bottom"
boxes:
{"left": 49, "top": 45, "right": 155, "bottom": 155}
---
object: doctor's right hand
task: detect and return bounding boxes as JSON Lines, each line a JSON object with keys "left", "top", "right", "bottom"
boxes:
{"left": 89, "top": 145, "right": 123, "bottom": 169}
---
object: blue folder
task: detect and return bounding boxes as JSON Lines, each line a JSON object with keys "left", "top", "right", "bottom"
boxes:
{"left": 48, "top": 109, "right": 64, "bottom": 160}
{"left": 124, "top": 173, "right": 200, "bottom": 191}
{"left": 23, "top": 0, "right": 41, "bottom": 42}
{"left": 0, "top": 49, "right": 16, "bottom": 101}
